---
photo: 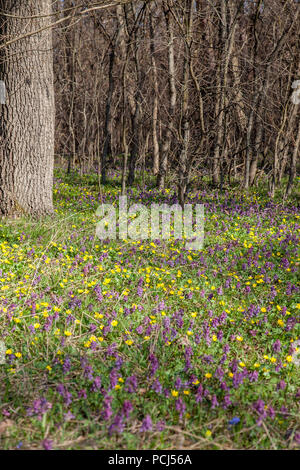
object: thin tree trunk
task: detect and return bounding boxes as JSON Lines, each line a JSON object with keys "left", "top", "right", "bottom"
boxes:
{"left": 178, "top": 0, "right": 193, "bottom": 208}
{"left": 126, "top": 3, "right": 143, "bottom": 187}
{"left": 157, "top": 1, "right": 176, "bottom": 190}
{"left": 101, "top": 47, "right": 115, "bottom": 184}
{"left": 64, "top": 0, "right": 77, "bottom": 175}
{"left": 285, "top": 117, "right": 300, "bottom": 197}
{"left": 149, "top": 7, "right": 160, "bottom": 176}
{"left": 121, "top": 126, "right": 128, "bottom": 196}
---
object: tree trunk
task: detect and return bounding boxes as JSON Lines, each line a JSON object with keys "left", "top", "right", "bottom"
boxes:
{"left": 126, "top": 3, "right": 143, "bottom": 187}
{"left": 63, "top": 0, "right": 77, "bottom": 175}
{"left": 0, "top": 0, "right": 55, "bottom": 217}
{"left": 121, "top": 126, "right": 128, "bottom": 196}
{"left": 157, "top": 1, "right": 176, "bottom": 190}
{"left": 178, "top": 0, "right": 193, "bottom": 208}
{"left": 101, "top": 48, "right": 115, "bottom": 184}
{"left": 285, "top": 117, "right": 300, "bottom": 197}
{"left": 149, "top": 7, "right": 160, "bottom": 176}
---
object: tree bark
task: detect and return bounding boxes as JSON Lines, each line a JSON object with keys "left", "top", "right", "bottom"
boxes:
{"left": 149, "top": 7, "right": 160, "bottom": 176}
{"left": 157, "top": 1, "right": 176, "bottom": 190}
{"left": 285, "top": 115, "right": 300, "bottom": 197}
{"left": 178, "top": 0, "right": 193, "bottom": 207}
{"left": 0, "top": 0, "right": 55, "bottom": 217}
{"left": 101, "top": 47, "right": 115, "bottom": 184}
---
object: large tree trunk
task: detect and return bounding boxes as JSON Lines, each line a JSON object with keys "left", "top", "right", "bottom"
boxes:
{"left": 0, "top": 0, "right": 55, "bottom": 217}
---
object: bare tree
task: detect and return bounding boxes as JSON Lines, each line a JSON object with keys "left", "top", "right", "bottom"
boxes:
{"left": 157, "top": 0, "right": 177, "bottom": 190}
{"left": 44, "top": 0, "right": 299, "bottom": 199}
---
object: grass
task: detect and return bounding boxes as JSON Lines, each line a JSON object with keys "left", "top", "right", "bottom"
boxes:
{"left": 0, "top": 168, "right": 299, "bottom": 450}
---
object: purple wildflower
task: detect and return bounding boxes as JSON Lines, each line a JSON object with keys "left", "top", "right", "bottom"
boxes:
{"left": 140, "top": 415, "right": 152, "bottom": 432}
{"left": 122, "top": 400, "right": 133, "bottom": 419}
{"left": 42, "top": 439, "right": 53, "bottom": 450}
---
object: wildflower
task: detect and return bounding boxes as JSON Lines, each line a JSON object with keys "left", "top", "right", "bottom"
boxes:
{"left": 249, "top": 371, "right": 258, "bottom": 382}
{"left": 101, "top": 395, "right": 113, "bottom": 421}
{"left": 228, "top": 417, "right": 240, "bottom": 427}
{"left": 27, "top": 397, "right": 52, "bottom": 420}
{"left": 149, "top": 354, "right": 159, "bottom": 376}
{"left": 211, "top": 395, "right": 219, "bottom": 409}
{"left": 140, "top": 415, "right": 152, "bottom": 432}
{"left": 78, "top": 389, "right": 87, "bottom": 399}
{"left": 152, "top": 379, "right": 163, "bottom": 394}
{"left": 277, "top": 380, "right": 286, "bottom": 390}
{"left": 279, "top": 406, "right": 288, "bottom": 419}
{"left": 252, "top": 399, "right": 267, "bottom": 426}
{"left": 122, "top": 400, "right": 133, "bottom": 419}
{"left": 272, "top": 340, "right": 281, "bottom": 352}
{"left": 41, "top": 439, "right": 53, "bottom": 450}
{"left": 156, "top": 421, "right": 165, "bottom": 432}
{"left": 175, "top": 398, "right": 186, "bottom": 418}
{"left": 223, "top": 394, "right": 232, "bottom": 408}
{"left": 64, "top": 411, "right": 75, "bottom": 421}
{"left": 109, "top": 413, "right": 124, "bottom": 435}
{"left": 294, "top": 433, "right": 300, "bottom": 445}
{"left": 90, "top": 376, "right": 101, "bottom": 392}
{"left": 125, "top": 375, "right": 138, "bottom": 393}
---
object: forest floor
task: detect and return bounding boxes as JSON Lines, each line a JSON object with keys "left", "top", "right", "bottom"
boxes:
{"left": 0, "top": 169, "right": 299, "bottom": 450}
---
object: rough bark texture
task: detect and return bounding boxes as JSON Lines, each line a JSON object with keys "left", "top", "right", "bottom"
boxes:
{"left": 0, "top": 0, "right": 55, "bottom": 217}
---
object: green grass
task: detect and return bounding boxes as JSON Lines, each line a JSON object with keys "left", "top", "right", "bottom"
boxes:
{"left": 0, "top": 169, "right": 299, "bottom": 450}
